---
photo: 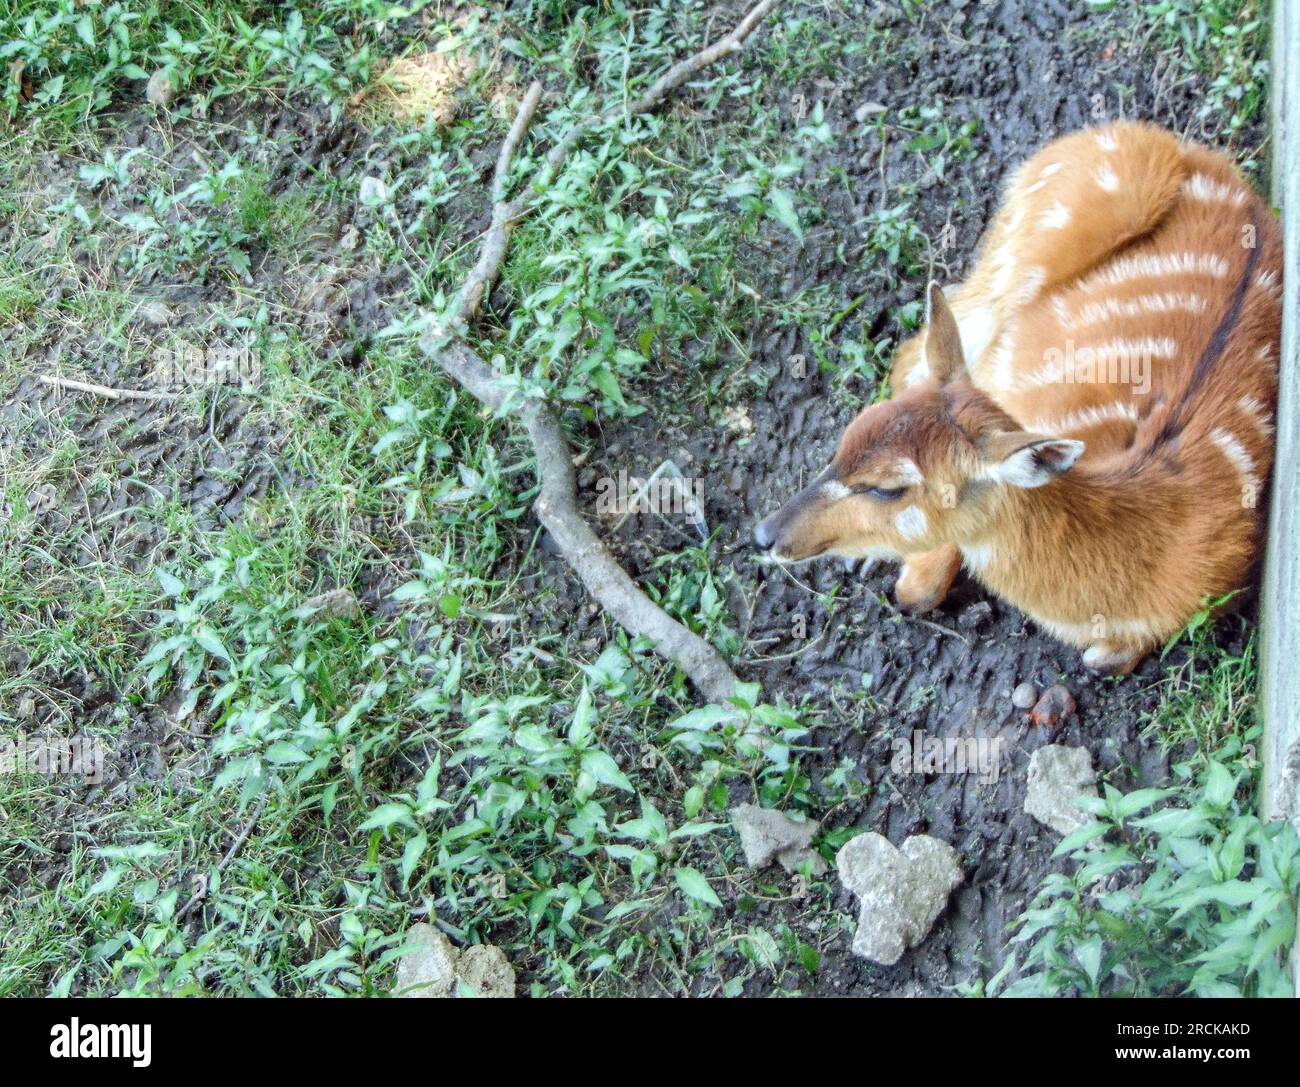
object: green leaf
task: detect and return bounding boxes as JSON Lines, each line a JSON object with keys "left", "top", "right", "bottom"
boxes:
{"left": 683, "top": 785, "right": 704, "bottom": 819}
{"left": 358, "top": 802, "right": 417, "bottom": 834}
{"left": 580, "top": 750, "right": 633, "bottom": 792}
{"left": 193, "top": 628, "right": 230, "bottom": 663}
{"left": 155, "top": 568, "right": 186, "bottom": 598}
{"left": 766, "top": 188, "right": 803, "bottom": 242}
{"left": 1114, "top": 787, "right": 1174, "bottom": 820}
{"left": 1052, "top": 819, "right": 1110, "bottom": 856}
{"left": 675, "top": 866, "right": 722, "bottom": 908}
{"left": 401, "top": 832, "right": 428, "bottom": 888}
{"left": 1204, "top": 761, "right": 1237, "bottom": 808}
{"left": 1074, "top": 935, "right": 1102, "bottom": 988}
{"left": 263, "top": 742, "right": 310, "bottom": 765}
{"left": 568, "top": 684, "right": 595, "bottom": 748}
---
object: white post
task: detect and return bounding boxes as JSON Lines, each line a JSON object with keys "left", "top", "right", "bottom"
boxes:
{"left": 1260, "top": 0, "right": 1300, "bottom": 990}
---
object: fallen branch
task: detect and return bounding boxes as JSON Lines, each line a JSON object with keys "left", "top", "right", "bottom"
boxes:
{"left": 38, "top": 374, "right": 180, "bottom": 402}
{"left": 421, "top": 1, "right": 780, "bottom": 703}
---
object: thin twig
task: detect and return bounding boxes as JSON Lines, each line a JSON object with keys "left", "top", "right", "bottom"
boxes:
{"left": 38, "top": 374, "right": 180, "bottom": 402}
{"left": 420, "top": 1, "right": 781, "bottom": 703}
{"left": 177, "top": 795, "right": 268, "bottom": 922}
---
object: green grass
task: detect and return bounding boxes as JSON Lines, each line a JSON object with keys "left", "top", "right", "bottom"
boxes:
{"left": 1141, "top": 0, "right": 1271, "bottom": 145}
{"left": 988, "top": 722, "right": 1299, "bottom": 998}
{"left": 0, "top": 1, "right": 845, "bottom": 995}
{"left": 0, "top": 0, "right": 391, "bottom": 138}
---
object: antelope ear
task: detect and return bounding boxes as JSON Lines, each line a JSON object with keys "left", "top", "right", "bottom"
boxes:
{"left": 983, "top": 432, "right": 1085, "bottom": 488}
{"left": 923, "top": 282, "right": 967, "bottom": 386}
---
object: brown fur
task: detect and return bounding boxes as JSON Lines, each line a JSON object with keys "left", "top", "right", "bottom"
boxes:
{"left": 755, "top": 122, "right": 1283, "bottom": 673}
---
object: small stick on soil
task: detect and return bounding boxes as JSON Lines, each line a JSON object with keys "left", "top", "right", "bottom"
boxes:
{"left": 177, "top": 795, "right": 268, "bottom": 923}
{"left": 38, "top": 374, "right": 180, "bottom": 402}
{"left": 896, "top": 609, "right": 971, "bottom": 646}
{"left": 421, "top": 1, "right": 781, "bottom": 704}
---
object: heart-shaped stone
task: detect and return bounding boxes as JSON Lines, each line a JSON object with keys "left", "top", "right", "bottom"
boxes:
{"left": 836, "top": 832, "right": 963, "bottom": 965}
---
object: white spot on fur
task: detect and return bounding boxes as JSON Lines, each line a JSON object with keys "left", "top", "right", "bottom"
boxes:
{"left": 1095, "top": 131, "right": 1119, "bottom": 152}
{"left": 1237, "top": 395, "right": 1274, "bottom": 437}
{"left": 891, "top": 458, "right": 925, "bottom": 486}
{"left": 1058, "top": 291, "right": 1208, "bottom": 330}
{"left": 990, "top": 242, "right": 1017, "bottom": 296}
{"left": 984, "top": 321, "right": 1020, "bottom": 391}
{"left": 1093, "top": 163, "right": 1120, "bottom": 192}
{"left": 1030, "top": 400, "right": 1140, "bottom": 435}
{"left": 1016, "top": 266, "right": 1047, "bottom": 304}
{"left": 822, "top": 480, "right": 851, "bottom": 500}
{"left": 1040, "top": 162, "right": 1064, "bottom": 178}
{"left": 1210, "top": 427, "right": 1259, "bottom": 492}
{"left": 904, "top": 359, "right": 931, "bottom": 387}
{"left": 1080, "top": 252, "right": 1229, "bottom": 291}
{"left": 960, "top": 542, "right": 996, "bottom": 572}
{"left": 1184, "top": 172, "right": 1248, "bottom": 206}
{"left": 1038, "top": 201, "right": 1071, "bottom": 230}
{"left": 1023, "top": 178, "right": 1048, "bottom": 195}
{"left": 1255, "top": 269, "right": 1281, "bottom": 296}
{"left": 894, "top": 505, "right": 928, "bottom": 540}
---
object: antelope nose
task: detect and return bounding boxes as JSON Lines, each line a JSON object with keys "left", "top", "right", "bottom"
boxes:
{"left": 753, "top": 518, "right": 776, "bottom": 550}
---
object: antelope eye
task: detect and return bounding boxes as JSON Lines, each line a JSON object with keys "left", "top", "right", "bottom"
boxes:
{"left": 865, "top": 485, "right": 906, "bottom": 501}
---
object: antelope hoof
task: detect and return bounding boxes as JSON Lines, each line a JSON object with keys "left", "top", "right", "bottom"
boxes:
{"left": 894, "top": 571, "right": 944, "bottom": 615}
{"left": 1081, "top": 642, "right": 1147, "bottom": 676}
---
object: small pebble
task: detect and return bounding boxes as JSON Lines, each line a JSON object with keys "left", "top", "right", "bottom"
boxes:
{"left": 146, "top": 70, "right": 177, "bottom": 108}
{"left": 1031, "top": 684, "right": 1077, "bottom": 729}
{"left": 358, "top": 176, "right": 388, "bottom": 206}
{"left": 138, "top": 301, "right": 171, "bottom": 326}
{"left": 1011, "top": 682, "right": 1038, "bottom": 710}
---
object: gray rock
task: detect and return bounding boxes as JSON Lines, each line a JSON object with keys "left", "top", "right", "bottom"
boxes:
{"left": 731, "top": 803, "right": 827, "bottom": 876}
{"left": 393, "top": 923, "right": 517, "bottom": 998}
{"left": 146, "top": 70, "right": 177, "bottom": 108}
{"left": 1011, "top": 682, "right": 1038, "bottom": 710}
{"left": 854, "top": 100, "right": 887, "bottom": 123}
{"left": 359, "top": 176, "right": 388, "bottom": 206}
{"left": 836, "top": 833, "right": 963, "bottom": 965}
{"left": 393, "top": 923, "right": 457, "bottom": 998}
{"left": 1025, "top": 744, "right": 1098, "bottom": 835}
{"left": 302, "top": 588, "right": 360, "bottom": 620}
{"left": 138, "top": 301, "right": 172, "bottom": 326}
{"left": 455, "top": 944, "right": 516, "bottom": 998}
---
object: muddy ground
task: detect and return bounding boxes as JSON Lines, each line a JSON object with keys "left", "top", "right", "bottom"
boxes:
{"left": 1, "top": 0, "right": 1266, "bottom": 996}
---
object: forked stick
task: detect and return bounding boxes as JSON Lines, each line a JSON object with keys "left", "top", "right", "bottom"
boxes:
{"left": 421, "top": 1, "right": 781, "bottom": 702}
